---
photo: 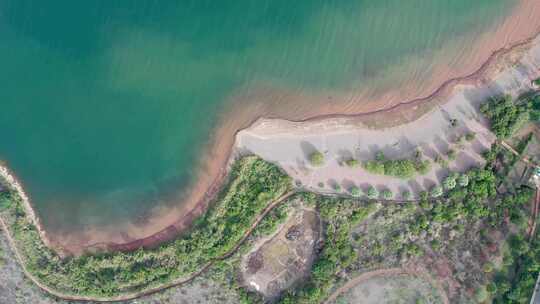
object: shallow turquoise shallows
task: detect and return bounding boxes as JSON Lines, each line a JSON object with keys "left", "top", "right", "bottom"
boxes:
{"left": 0, "top": 1, "right": 514, "bottom": 233}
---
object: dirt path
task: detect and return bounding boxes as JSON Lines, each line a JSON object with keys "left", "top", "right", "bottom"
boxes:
{"left": 501, "top": 140, "right": 540, "bottom": 168}
{"left": 0, "top": 191, "right": 294, "bottom": 303}
{"left": 528, "top": 188, "right": 540, "bottom": 241}
{"left": 324, "top": 267, "right": 449, "bottom": 304}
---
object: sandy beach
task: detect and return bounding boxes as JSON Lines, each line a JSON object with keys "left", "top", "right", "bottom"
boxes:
{"left": 22, "top": 0, "right": 540, "bottom": 255}
{"left": 236, "top": 36, "right": 540, "bottom": 198}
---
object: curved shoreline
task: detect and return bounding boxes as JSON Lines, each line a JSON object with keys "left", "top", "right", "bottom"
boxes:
{"left": 92, "top": 22, "right": 540, "bottom": 254}
{"left": 3, "top": 0, "right": 540, "bottom": 254}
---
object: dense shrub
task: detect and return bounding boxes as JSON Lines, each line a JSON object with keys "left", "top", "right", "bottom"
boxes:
{"left": 480, "top": 95, "right": 530, "bottom": 138}
{"left": 363, "top": 151, "right": 431, "bottom": 179}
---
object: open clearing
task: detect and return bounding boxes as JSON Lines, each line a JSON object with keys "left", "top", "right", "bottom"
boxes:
{"left": 241, "top": 208, "right": 321, "bottom": 301}
{"left": 328, "top": 271, "right": 445, "bottom": 304}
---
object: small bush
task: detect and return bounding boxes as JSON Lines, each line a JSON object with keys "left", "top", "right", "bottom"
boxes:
{"left": 401, "top": 190, "right": 412, "bottom": 200}
{"left": 483, "top": 262, "right": 494, "bottom": 273}
{"left": 363, "top": 160, "right": 385, "bottom": 175}
{"left": 416, "top": 160, "right": 431, "bottom": 175}
{"left": 486, "top": 282, "right": 497, "bottom": 294}
{"left": 435, "top": 156, "right": 449, "bottom": 168}
{"left": 345, "top": 159, "right": 359, "bottom": 168}
{"left": 381, "top": 189, "right": 393, "bottom": 200}
{"left": 465, "top": 132, "right": 476, "bottom": 141}
{"left": 443, "top": 176, "right": 456, "bottom": 190}
{"left": 430, "top": 185, "right": 443, "bottom": 198}
{"left": 367, "top": 186, "right": 378, "bottom": 199}
{"left": 350, "top": 186, "right": 361, "bottom": 197}
{"left": 457, "top": 174, "right": 469, "bottom": 187}
{"left": 474, "top": 286, "right": 488, "bottom": 303}
{"left": 375, "top": 151, "right": 385, "bottom": 161}
{"left": 309, "top": 151, "right": 325, "bottom": 166}
{"left": 447, "top": 149, "right": 457, "bottom": 161}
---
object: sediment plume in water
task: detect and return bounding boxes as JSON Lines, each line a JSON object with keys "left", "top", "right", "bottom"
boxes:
{"left": 30, "top": 0, "right": 540, "bottom": 254}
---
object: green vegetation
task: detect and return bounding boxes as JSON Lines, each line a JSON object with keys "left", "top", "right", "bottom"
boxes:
{"left": 367, "top": 186, "right": 379, "bottom": 199}
{"left": 446, "top": 149, "right": 457, "bottom": 161}
{"left": 475, "top": 287, "right": 488, "bottom": 303}
{"left": 363, "top": 151, "right": 431, "bottom": 179}
{"left": 345, "top": 159, "right": 359, "bottom": 168}
{"left": 530, "top": 95, "right": 540, "bottom": 122}
{"left": 401, "top": 190, "right": 412, "bottom": 200}
{"left": 279, "top": 195, "right": 377, "bottom": 304}
{"left": 349, "top": 186, "right": 361, "bottom": 197}
{"left": 480, "top": 95, "right": 531, "bottom": 138}
{"left": 0, "top": 156, "right": 291, "bottom": 298}
{"left": 457, "top": 174, "right": 469, "bottom": 187}
{"left": 416, "top": 160, "right": 431, "bottom": 175}
{"left": 434, "top": 155, "right": 449, "bottom": 168}
{"left": 381, "top": 189, "right": 393, "bottom": 200}
{"left": 442, "top": 174, "right": 457, "bottom": 190}
{"left": 491, "top": 234, "right": 540, "bottom": 303}
{"left": 0, "top": 241, "right": 3, "bottom": 268}
{"left": 430, "top": 185, "right": 443, "bottom": 198}
{"left": 465, "top": 132, "right": 476, "bottom": 142}
{"left": 309, "top": 151, "right": 325, "bottom": 166}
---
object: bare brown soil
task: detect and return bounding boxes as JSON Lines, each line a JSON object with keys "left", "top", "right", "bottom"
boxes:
{"left": 241, "top": 208, "right": 322, "bottom": 301}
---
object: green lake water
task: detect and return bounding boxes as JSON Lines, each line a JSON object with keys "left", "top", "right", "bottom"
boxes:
{"left": 0, "top": 1, "right": 515, "bottom": 234}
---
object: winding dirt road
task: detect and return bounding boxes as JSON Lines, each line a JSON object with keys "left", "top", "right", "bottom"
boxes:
{"left": 0, "top": 191, "right": 294, "bottom": 303}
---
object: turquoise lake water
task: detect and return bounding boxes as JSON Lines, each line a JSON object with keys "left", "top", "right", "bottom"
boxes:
{"left": 0, "top": 1, "right": 515, "bottom": 234}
